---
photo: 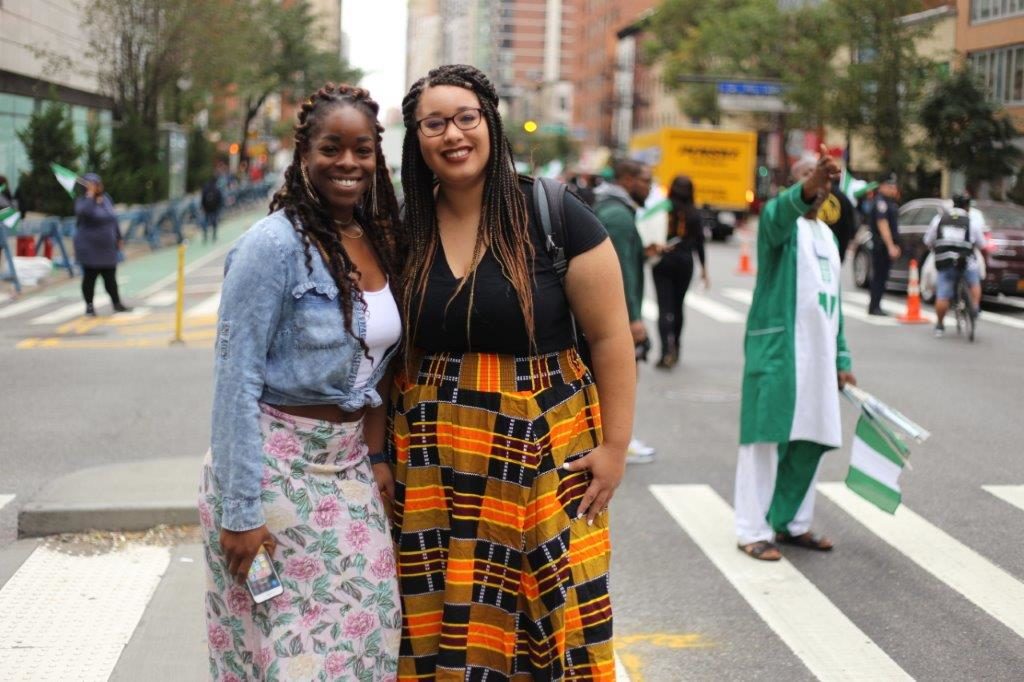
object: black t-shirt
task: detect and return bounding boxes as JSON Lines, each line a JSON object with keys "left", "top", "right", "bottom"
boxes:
{"left": 412, "top": 179, "right": 608, "bottom": 354}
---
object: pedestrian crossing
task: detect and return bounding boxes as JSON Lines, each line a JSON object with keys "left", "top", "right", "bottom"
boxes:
{"left": 0, "top": 482, "right": 1022, "bottom": 680}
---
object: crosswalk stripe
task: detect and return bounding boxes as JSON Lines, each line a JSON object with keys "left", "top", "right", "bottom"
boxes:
{"left": 982, "top": 485, "right": 1024, "bottom": 514}
{"left": 723, "top": 287, "right": 900, "bottom": 327}
{"left": 0, "top": 292, "right": 11, "bottom": 305}
{"left": 0, "top": 544, "right": 170, "bottom": 679}
{"left": 0, "top": 494, "right": 14, "bottom": 512}
{"left": 818, "top": 483, "right": 1024, "bottom": 638}
{"left": 0, "top": 296, "right": 53, "bottom": 319}
{"left": 650, "top": 484, "right": 910, "bottom": 681}
{"left": 721, "top": 287, "right": 752, "bottom": 305}
{"left": 187, "top": 292, "right": 221, "bottom": 317}
{"left": 685, "top": 293, "right": 745, "bottom": 323}
{"left": 30, "top": 295, "right": 110, "bottom": 325}
{"left": 144, "top": 291, "right": 178, "bottom": 306}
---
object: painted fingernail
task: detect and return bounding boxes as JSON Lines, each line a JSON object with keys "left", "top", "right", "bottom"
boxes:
{"left": 562, "top": 463, "right": 572, "bottom": 470}
{"left": 588, "top": 518, "right": 594, "bottom": 526}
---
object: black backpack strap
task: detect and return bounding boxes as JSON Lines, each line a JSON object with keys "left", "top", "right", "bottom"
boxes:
{"left": 533, "top": 177, "right": 569, "bottom": 280}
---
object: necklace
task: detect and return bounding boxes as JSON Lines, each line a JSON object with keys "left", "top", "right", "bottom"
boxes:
{"left": 333, "top": 217, "right": 364, "bottom": 239}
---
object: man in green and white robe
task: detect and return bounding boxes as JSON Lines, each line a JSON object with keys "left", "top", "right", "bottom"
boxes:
{"left": 734, "top": 150, "right": 857, "bottom": 560}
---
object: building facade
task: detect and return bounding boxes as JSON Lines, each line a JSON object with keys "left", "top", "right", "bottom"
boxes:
{"left": 957, "top": 0, "right": 1024, "bottom": 129}
{"left": 0, "top": 0, "right": 113, "bottom": 190}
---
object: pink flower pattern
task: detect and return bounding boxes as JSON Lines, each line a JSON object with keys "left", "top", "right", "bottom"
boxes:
{"left": 199, "top": 406, "right": 399, "bottom": 680}
{"left": 313, "top": 495, "right": 342, "bottom": 528}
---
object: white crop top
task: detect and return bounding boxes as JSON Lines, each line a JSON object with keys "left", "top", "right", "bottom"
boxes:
{"left": 355, "top": 282, "right": 402, "bottom": 390}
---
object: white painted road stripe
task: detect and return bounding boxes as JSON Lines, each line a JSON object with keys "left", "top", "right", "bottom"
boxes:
{"left": 0, "top": 494, "right": 14, "bottom": 512}
{"left": 685, "top": 293, "right": 745, "bottom": 323}
{"left": 651, "top": 484, "right": 910, "bottom": 681}
{"left": 614, "top": 652, "right": 631, "bottom": 681}
{"left": 187, "top": 291, "right": 221, "bottom": 317}
{"left": 723, "top": 287, "right": 901, "bottom": 327}
{"left": 722, "top": 287, "right": 753, "bottom": 305}
{"left": 143, "top": 291, "right": 178, "bottom": 306}
{"left": 0, "top": 295, "right": 53, "bottom": 319}
{"left": 818, "top": 483, "right": 1024, "bottom": 638}
{"left": 30, "top": 295, "right": 111, "bottom": 324}
{"left": 982, "top": 485, "right": 1024, "bottom": 514}
{"left": 0, "top": 544, "right": 170, "bottom": 680}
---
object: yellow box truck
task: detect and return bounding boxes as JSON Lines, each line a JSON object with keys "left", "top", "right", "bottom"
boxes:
{"left": 630, "top": 127, "right": 757, "bottom": 212}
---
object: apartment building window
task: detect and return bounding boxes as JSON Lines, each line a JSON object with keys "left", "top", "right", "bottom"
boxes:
{"left": 971, "top": 0, "right": 1024, "bottom": 22}
{"left": 969, "top": 44, "right": 1024, "bottom": 105}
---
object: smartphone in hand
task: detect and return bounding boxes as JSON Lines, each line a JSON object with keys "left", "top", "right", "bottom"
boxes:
{"left": 246, "top": 545, "right": 283, "bottom": 604}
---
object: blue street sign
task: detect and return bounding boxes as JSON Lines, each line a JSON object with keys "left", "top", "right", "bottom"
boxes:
{"left": 716, "top": 81, "right": 784, "bottom": 97}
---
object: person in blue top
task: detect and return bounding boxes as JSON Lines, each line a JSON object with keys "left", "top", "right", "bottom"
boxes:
{"left": 199, "top": 83, "right": 405, "bottom": 680}
{"left": 73, "top": 173, "right": 131, "bottom": 316}
{"left": 868, "top": 173, "right": 901, "bottom": 315}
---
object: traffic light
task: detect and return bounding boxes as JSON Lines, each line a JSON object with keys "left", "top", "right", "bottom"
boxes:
{"left": 523, "top": 120, "right": 538, "bottom": 134}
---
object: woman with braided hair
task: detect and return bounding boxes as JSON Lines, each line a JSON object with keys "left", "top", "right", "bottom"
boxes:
{"left": 200, "top": 83, "right": 403, "bottom": 680}
{"left": 388, "top": 64, "right": 635, "bottom": 680}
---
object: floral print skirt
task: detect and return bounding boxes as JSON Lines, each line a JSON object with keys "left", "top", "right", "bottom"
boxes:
{"left": 199, "top": 402, "right": 401, "bottom": 681}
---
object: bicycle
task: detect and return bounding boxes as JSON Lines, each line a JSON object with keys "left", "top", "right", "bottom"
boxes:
{"left": 950, "top": 257, "right": 977, "bottom": 342}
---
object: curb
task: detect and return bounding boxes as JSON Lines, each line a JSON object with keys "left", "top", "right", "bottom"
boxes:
{"left": 17, "top": 457, "right": 201, "bottom": 537}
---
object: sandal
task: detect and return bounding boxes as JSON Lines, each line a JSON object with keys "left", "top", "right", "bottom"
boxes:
{"left": 776, "top": 531, "right": 834, "bottom": 551}
{"left": 738, "top": 540, "right": 782, "bottom": 561}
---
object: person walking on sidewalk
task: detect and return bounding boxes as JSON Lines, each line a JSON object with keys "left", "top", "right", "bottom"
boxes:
{"left": 199, "top": 83, "right": 404, "bottom": 680}
{"left": 390, "top": 64, "right": 634, "bottom": 680}
{"left": 199, "top": 174, "right": 224, "bottom": 243}
{"left": 73, "top": 173, "right": 131, "bottom": 316}
{"left": 868, "top": 172, "right": 901, "bottom": 315}
{"left": 651, "top": 174, "right": 708, "bottom": 369}
{"left": 594, "top": 158, "right": 657, "bottom": 463}
{"left": 734, "top": 146, "right": 856, "bottom": 561}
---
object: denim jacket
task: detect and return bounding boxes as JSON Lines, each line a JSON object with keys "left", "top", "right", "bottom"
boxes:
{"left": 211, "top": 210, "right": 398, "bottom": 531}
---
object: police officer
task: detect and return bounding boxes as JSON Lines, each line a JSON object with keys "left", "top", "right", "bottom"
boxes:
{"left": 868, "top": 172, "right": 901, "bottom": 315}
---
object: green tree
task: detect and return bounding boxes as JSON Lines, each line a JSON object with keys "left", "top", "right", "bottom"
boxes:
{"left": 918, "top": 69, "right": 1021, "bottom": 194}
{"left": 83, "top": 120, "right": 108, "bottom": 176}
{"left": 1007, "top": 165, "right": 1024, "bottom": 206}
{"left": 829, "top": 0, "right": 934, "bottom": 176}
{"left": 187, "top": 126, "right": 216, "bottom": 192}
{"left": 16, "top": 101, "right": 82, "bottom": 216}
{"left": 231, "top": 0, "right": 362, "bottom": 162}
{"left": 507, "top": 127, "right": 578, "bottom": 171}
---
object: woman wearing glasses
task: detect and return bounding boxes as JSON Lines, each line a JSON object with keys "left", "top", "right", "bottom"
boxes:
{"left": 388, "top": 64, "right": 635, "bottom": 680}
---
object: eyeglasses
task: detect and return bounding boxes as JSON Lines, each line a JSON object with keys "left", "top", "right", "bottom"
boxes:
{"left": 416, "top": 108, "right": 484, "bottom": 137}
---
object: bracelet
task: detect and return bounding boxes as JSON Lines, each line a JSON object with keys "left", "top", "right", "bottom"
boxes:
{"left": 367, "top": 451, "right": 388, "bottom": 466}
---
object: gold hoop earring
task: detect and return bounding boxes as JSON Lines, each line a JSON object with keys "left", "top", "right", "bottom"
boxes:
{"left": 300, "top": 165, "right": 321, "bottom": 207}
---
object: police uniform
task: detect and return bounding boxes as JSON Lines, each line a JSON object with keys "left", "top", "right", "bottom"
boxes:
{"left": 868, "top": 188, "right": 899, "bottom": 313}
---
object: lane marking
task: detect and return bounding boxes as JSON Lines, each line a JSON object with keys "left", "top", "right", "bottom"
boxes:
{"left": 143, "top": 291, "right": 178, "bottom": 306}
{"left": 0, "top": 494, "right": 14, "bottom": 512}
{"left": 651, "top": 484, "right": 910, "bottom": 681}
{"left": 17, "top": 330, "right": 216, "bottom": 350}
{"left": 685, "top": 293, "right": 745, "bottom": 323}
{"left": 844, "top": 290, "right": 1024, "bottom": 330}
{"left": 0, "top": 544, "right": 170, "bottom": 679}
{"left": 818, "top": 483, "right": 1024, "bottom": 638}
{"left": 0, "top": 296, "right": 54, "bottom": 319}
{"left": 724, "top": 287, "right": 900, "bottom": 327}
{"left": 985, "top": 295, "right": 1024, "bottom": 310}
{"left": 30, "top": 295, "right": 110, "bottom": 325}
{"left": 722, "top": 287, "right": 753, "bottom": 305}
{"left": 136, "top": 237, "right": 236, "bottom": 298}
{"left": 982, "top": 485, "right": 1024, "bottom": 514}
{"left": 614, "top": 652, "right": 632, "bottom": 681}
{"left": 0, "top": 292, "right": 10, "bottom": 305}
{"left": 186, "top": 292, "right": 221, "bottom": 317}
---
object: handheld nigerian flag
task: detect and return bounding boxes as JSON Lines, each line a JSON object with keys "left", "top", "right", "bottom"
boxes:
{"left": 842, "top": 385, "right": 929, "bottom": 514}
{"left": 50, "top": 163, "right": 81, "bottom": 198}
{"left": 0, "top": 206, "right": 19, "bottom": 233}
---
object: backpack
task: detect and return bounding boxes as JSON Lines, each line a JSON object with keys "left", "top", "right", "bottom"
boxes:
{"left": 532, "top": 177, "right": 592, "bottom": 368}
{"left": 933, "top": 209, "right": 974, "bottom": 271}
{"left": 201, "top": 181, "right": 223, "bottom": 212}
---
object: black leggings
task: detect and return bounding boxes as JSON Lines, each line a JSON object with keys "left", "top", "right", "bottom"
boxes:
{"left": 81, "top": 266, "right": 122, "bottom": 306}
{"left": 652, "top": 252, "right": 694, "bottom": 356}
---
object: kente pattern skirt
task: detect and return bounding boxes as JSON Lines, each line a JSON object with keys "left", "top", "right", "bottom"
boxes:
{"left": 199, "top": 403, "right": 401, "bottom": 682}
{"left": 389, "top": 349, "right": 615, "bottom": 681}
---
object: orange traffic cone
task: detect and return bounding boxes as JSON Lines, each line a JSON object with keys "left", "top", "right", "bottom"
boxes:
{"left": 898, "top": 259, "right": 931, "bottom": 324}
{"left": 735, "top": 235, "right": 754, "bottom": 275}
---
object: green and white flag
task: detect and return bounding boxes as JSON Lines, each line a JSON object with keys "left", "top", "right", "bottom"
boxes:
{"left": 846, "top": 413, "right": 909, "bottom": 514}
{"left": 0, "top": 206, "right": 19, "bottom": 232}
{"left": 50, "top": 163, "right": 80, "bottom": 198}
{"left": 640, "top": 197, "right": 672, "bottom": 221}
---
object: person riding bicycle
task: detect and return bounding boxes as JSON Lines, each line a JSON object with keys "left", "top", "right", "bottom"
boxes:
{"left": 923, "top": 193, "right": 986, "bottom": 337}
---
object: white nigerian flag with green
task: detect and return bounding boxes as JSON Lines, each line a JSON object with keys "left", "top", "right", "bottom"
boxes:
{"left": 0, "top": 206, "right": 19, "bottom": 232}
{"left": 846, "top": 414, "right": 908, "bottom": 514}
{"left": 50, "top": 163, "right": 79, "bottom": 198}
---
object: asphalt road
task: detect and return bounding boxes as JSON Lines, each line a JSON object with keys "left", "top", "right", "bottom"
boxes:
{"left": 1, "top": 224, "right": 1023, "bottom": 679}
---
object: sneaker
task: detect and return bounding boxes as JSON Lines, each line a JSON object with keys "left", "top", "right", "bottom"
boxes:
{"left": 112, "top": 303, "right": 133, "bottom": 313}
{"left": 626, "top": 438, "right": 656, "bottom": 464}
{"left": 933, "top": 324, "right": 945, "bottom": 338}
{"left": 868, "top": 308, "right": 888, "bottom": 316}
{"left": 85, "top": 304, "right": 96, "bottom": 317}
